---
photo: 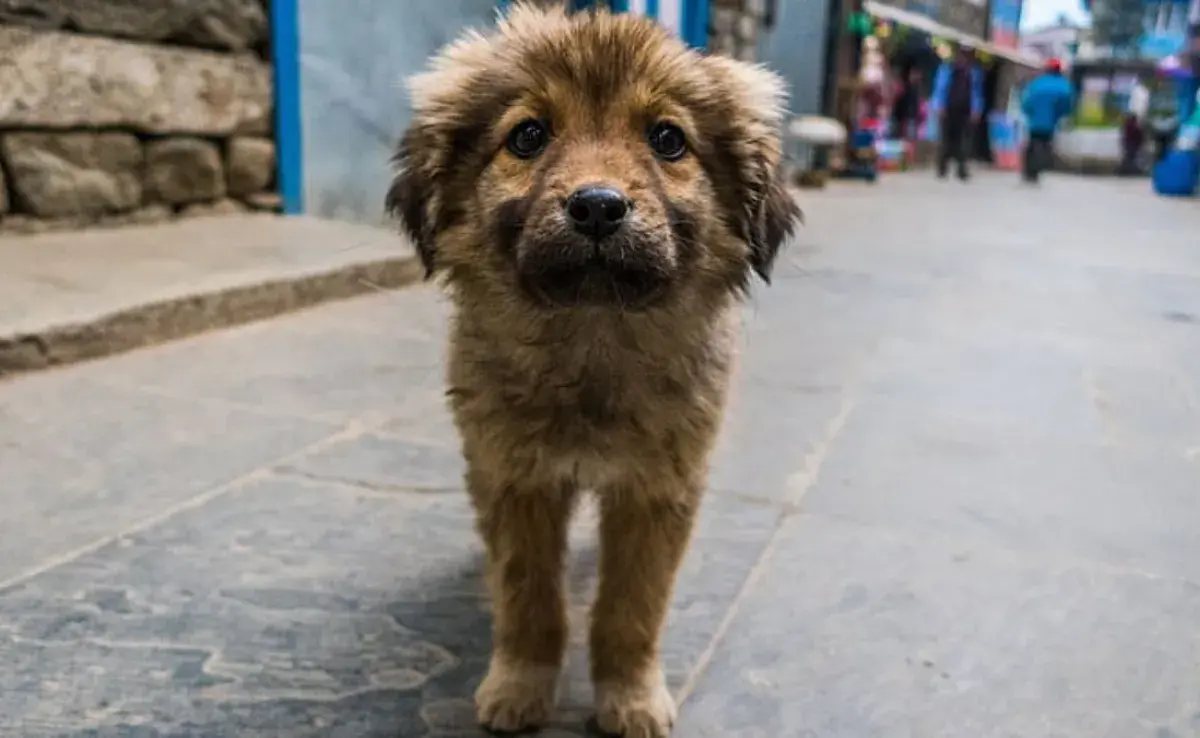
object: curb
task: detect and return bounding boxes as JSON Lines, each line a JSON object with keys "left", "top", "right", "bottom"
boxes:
{"left": 0, "top": 255, "right": 424, "bottom": 379}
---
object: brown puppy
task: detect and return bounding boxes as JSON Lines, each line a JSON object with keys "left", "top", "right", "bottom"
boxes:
{"left": 387, "top": 4, "right": 800, "bottom": 736}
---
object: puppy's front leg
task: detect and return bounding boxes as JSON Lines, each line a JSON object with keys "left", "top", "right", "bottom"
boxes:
{"left": 590, "top": 480, "right": 701, "bottom": 738}
{"left": 472, "top": 467, "right": 575, "bottom": 734}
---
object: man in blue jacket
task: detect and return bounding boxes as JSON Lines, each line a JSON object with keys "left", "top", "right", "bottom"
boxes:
{"left": 1020, "top": 58, "right": 1074, "bottom": 183}
{"left": 930, "top": 44, "right": 985, "bottom": 181}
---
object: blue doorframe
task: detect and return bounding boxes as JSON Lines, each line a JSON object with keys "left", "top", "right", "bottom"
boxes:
{"left": 681, "top": 0, "right": 708, "bottom": 48}
{"left": 269, "top": 0, "right": 304, "bottom": 215}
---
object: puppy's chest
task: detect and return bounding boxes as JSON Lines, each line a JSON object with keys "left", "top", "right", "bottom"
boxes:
{"left": 514, "top": 359, "right": 674, "bottom": 432}
{"left": 453, "top": 341, "right": 723, "bottom": 450}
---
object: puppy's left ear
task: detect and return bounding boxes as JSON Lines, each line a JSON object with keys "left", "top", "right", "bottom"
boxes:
{"left": 749, "top": 169, "right": 803, "bottom": 283}
{"left": 386, "top": 129, "right": 438, "bottom": 278}
{"left": 702, "top": 56, "right": 803, "bottom": 284}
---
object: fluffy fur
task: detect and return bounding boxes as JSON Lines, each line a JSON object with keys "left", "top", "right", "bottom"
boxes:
{"left": 387, "top": 5, "right": 800, "bottom": 736}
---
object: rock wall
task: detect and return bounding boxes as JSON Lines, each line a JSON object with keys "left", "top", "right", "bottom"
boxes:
{"left": 0, "top": 1, "right": 278, "bottom": 233}
{"left": 709, "top": 0, "right": 766, "bottom": 61}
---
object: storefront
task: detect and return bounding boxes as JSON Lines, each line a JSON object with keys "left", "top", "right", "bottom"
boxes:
{"left": 826, "top": 0, "right": 1040, "bottom": 170}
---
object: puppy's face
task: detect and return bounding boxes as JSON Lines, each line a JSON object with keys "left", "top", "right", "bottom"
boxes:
{"left": 389, "top": 4, "right": 800, "bottom": 310}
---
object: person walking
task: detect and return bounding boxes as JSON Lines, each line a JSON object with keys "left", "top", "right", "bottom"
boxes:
{"left": 930, "top": 45, "right": 984, "bottom": 181}
{"left": 1120, "top": 77, "right": 1149, "bottom": 175}
{"left": 891, "top": 66, "right": 924, "bottom": 155}
{"left": 1019, "top": 58, "right": 1074, "bottom": 183}
{"left": 1147, "top": 76, "right": 1182, "bottom": 163}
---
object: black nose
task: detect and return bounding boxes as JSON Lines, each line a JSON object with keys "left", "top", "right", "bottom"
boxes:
{"left": 565, "top": 187, "right": 628, "bottom": 238}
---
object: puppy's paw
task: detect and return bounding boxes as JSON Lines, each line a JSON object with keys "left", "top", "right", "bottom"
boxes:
{"left": 592, "top": 671, "right": 676, "bottom": 738}
{"left": 476, "top": 658, "right": 559, "bottom": 734}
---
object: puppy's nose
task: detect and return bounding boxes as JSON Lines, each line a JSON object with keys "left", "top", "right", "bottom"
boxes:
{"left": 565, "top": 187, "right": 628, "bottom": 238}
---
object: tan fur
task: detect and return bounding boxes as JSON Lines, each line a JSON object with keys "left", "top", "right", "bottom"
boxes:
{"left": 387, "top": 4, "right": 800, "bottom": 736}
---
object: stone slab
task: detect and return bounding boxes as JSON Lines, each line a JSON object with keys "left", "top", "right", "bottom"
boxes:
{"left": 0, "top": 27, "right": 271, "bottom": 135}
{"left": 0, "top": 132, "right": 143, "bottom": 219}
{"left": 0, "top": 0, "right": 268, "bottom": 51}
{"left": 227, "top": 137, "right": 276, "bottom": 196}
{"left": 676, "top": 513, "right": 1200, "bottom": 738}
{"left": 144, "top": 137, "right": 226, "bottom": 205}
{"left": 0, "top": 368, "right": 335, "bottom": 586}
{"left": 0, "top": 476, "right": 783, "bottom": 737}
{"left": 79, "top": 286, "right": 449, "bottom": 425}
{"left": 0, "top": 214, "right": 422, "bottom": 376}
{"left": 802, "top": 391, "right": 1200, "bottom": 583}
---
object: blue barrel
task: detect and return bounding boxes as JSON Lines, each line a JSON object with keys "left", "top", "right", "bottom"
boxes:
{"left": 1152, "top": 150, "right": 1200, "bottom": 198}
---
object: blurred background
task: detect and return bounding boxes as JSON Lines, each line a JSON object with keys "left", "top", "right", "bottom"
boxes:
{"left": 1, "top": 0, "right": 1196, "bottom": 232}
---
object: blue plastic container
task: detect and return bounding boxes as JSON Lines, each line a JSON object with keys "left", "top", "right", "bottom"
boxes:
{"left": 1153, "top": 150, "right": 1200, "bottom": 197}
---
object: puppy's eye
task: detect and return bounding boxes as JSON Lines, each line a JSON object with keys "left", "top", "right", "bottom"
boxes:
{"left": 648, "top": 122, "right": 686, "bottom": 161}
{"left": 507, "top": 119, "right": 549, "bottom": 159}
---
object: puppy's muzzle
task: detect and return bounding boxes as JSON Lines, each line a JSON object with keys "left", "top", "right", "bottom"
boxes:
{"left": 519, "top": 186, "right": 669, "bottom": 309}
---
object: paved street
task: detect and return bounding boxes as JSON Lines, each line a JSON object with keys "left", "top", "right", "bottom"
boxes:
{"left": 3, "top": 171, "right": 1200, "bottom": 738}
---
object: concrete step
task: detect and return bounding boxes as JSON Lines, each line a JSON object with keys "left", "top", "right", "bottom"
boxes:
{"left": 0, "top": 214, "right": 421, "bottom": 377}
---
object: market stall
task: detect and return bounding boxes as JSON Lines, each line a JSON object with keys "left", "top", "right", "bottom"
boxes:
{"left": 830, "top": 0, "right": 1040, "bottom": 176}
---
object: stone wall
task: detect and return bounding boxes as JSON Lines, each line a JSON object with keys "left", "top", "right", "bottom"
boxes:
{"left": 0, "top": 1, "right": 278, "bottom": 234}
{"left": 709, "top": 0, "right": 766, "bottom": 61}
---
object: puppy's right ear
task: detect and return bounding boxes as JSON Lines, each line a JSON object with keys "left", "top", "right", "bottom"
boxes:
{"left": 386, "top": 129, "right": 437, "bottom": 278}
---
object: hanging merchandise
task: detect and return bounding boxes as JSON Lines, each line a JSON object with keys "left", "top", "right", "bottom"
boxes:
{"left": 860, "top": 35, "right": 887, "bottom": 86}
{"left": 848, "top": 11, "right": 873, "bottom": 37}
{"left": 858, "top": 34, "right": 889, "bottom": 125}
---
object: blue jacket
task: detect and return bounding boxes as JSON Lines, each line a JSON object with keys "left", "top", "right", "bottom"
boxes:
{"left": 1177, "top": 75, "right": 1198, "bottom": 123}
{"left": 1021, "top": 73, "right": 1074, "bottom": 135}
{"left": 930, "top": 62, "right": 984, "bottom": 118}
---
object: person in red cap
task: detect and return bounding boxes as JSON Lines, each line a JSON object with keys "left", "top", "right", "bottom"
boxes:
{"left": 1019, "top": 58, "right": 1075, "bottom": 183}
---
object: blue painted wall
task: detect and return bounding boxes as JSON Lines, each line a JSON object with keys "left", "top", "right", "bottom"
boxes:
{"left": 759, "top": 0, "right": 834, "bottom": 116}
{"left": 292, "top": 0, "right": 498, "bottom": 223}
{"left": 274, "top": 0, "right": 710, "bottom": 221}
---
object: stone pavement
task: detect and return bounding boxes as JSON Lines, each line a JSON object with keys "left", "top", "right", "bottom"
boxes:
{"left": 2, "top": 171, "right": 1200, "bottom": 738}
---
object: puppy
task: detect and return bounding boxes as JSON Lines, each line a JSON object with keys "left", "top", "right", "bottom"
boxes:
{"left": 387, "top": 4, "right": 800, "bottom": 736}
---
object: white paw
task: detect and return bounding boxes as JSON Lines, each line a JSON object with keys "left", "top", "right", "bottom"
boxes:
{"left": 475, "top": 658, "right": 559, "bottom": 734}
{"left": 593, "top": 671, "right": 677, "bottom": 738}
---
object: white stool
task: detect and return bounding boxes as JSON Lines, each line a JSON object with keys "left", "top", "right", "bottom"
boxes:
{"left": 785, "top": 116, "right": 847, "bottom": 180}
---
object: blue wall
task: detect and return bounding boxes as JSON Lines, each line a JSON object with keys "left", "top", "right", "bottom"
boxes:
{"left": 272, "top": 0, "right": 712, "bottom": 222}
{"left": 759, "top": 0, "right": 835, "bottom": 116}
{"left": 284, "top": 0, "right": 498, "bottom": 222}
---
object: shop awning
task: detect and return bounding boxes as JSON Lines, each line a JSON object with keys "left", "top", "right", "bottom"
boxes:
{"left": 862, "top": 0, "right": 1041, "bottom": 68}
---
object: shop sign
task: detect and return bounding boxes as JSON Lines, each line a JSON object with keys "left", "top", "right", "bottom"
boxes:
{"left": 937, "top": 0, "right": 988, "bottom": 38}
{"left": 988, "top": 0, "right": 1023, "bottom": 49}
{"left": 1140, "top": 31, "right": 1187, "bottom": 59}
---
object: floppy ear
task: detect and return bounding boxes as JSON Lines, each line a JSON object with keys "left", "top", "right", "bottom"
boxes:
{"left": 748, "top": 168, "right": 802, "bottom": 283}
{"left": 385, "top": 129, "right": 438, "bottom": 278}
{"left": 700, "top": 55, "right": 803, "bottom": 284}
{"left": 385, "top": 13, "right": 525, "bottom": 279}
